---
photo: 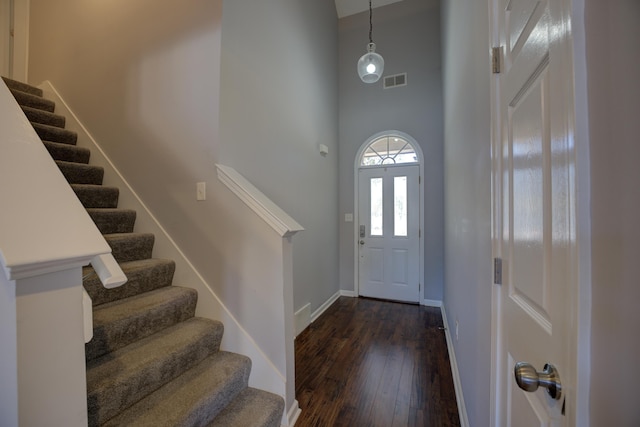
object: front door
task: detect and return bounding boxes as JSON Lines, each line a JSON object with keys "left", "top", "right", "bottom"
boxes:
{"left": 492, "top": 0, "right": 579, "bottom": 425}
{"left": 358, "top": 165, "right": 419, "bottom": 303}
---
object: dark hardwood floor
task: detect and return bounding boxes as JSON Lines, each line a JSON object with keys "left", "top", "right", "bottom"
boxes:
{"left": 294, "top": 297, "right": 460, "bottom": 427}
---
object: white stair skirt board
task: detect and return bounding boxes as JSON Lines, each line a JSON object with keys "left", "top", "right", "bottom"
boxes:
{"left": 440, "top": 305, "right": 470, "bottom": 427}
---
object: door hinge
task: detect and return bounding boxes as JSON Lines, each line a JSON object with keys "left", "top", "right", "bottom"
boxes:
{"left": 492, "top": 47, "right": 502, "bottom": 74}
{"left": 494, "top": 257, "right": 503, "bottom": 285}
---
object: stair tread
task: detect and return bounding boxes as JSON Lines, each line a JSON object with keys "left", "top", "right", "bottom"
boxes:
{"left": 83, "top": 258, "right": 175, "bottom": 306}
{"left": 32, "top": 121, "right": 78, "bottom": 145}
{"left": 22, "top": 105, "right": 66, "bottom": 128}
{"left": 71, "top": 184, "right": 119, "bottom": 208}
{"left": 104, "top": 232, "right": 155, "bottom": 262}
{"left": 207, "top": 388, "right": 285, "bottom": 427}
{"left": 86, "top": 208, "right": 136, "bottom": 234}
{"left": 9, "top": 88, "right": 55, "bottom": 112}
{"left": 87, "top": 286, "right": 198, "bottom": 361}
{"left": 87, "top": 317, "right": 225, "bottom": 426}
{"left": 56, "top": 161, "right": 104, "bottom": 185}
{"left": 43, "top": 140, "right": 90, "bottom": 163}
{"left": 102, "top": 351, "right": 251, "bottom": 427}
{"left": 2, "top": 76, "right": 43, "bottom": 96}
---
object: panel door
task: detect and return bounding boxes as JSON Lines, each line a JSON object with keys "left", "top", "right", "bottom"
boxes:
{"left": 358, "top": 165, "right": 419, "bottom": 303}
{"left": 493, "top": 0, "right": 577, "bottom": 425}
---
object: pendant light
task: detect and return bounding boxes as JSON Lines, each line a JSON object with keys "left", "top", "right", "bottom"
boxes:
{"left": 357, "top": 0, "right": 384, "bottom": 83}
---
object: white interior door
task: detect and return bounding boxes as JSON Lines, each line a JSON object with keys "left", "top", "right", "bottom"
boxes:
{"left": 492, "top": 0, "right": 578, "bottom": 425}
{"left": 358, "top": 165, "right": 419, "bottom": 303}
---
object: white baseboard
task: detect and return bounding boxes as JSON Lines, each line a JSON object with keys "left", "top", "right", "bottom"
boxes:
{"left": 294, "top": 304, "right": 310, "bottom": 337}
{"left": 339, "top": 290, "right": 356, "bottom": 297}
{"left": 422, "top": 298, "right": 443, "bottom": 307}
{"left": 311, "top": 290, "right": 340, "bottom": 323}
{"left": 440, "top": 305, "right": 470, "bottom": 427}
{"left": 285, "top": 399, "right": 301, "bottom": 426}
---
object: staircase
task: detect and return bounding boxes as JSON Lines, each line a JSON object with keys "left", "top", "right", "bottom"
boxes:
{"left": 2, "top": 76, "right": 284, "bottom": 427}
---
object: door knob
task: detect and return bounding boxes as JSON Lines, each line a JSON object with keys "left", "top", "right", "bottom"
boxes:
{"left": 359, "top": 240, "right": 365, "bottom": 245}
{"left": 514, "top": 362, "right": 562, "bottom": 400}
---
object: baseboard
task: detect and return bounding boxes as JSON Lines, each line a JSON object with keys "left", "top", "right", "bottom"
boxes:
{"left": 422, "top": 298, "right": 443, "bottom": 307}
{"left": 440, "top": 305, "right": 470, "bottom": 427}
{"left": 340, "top": 290, "right": 356, "bottom": 298}
{"left": 294, "top": 303, "right": 310, "bottom": 337}
{"left": 310, "top": 290, "right": 341, "bottom": 323}
{"left": 286, "top": 399, "right": 301, "bottom": 426}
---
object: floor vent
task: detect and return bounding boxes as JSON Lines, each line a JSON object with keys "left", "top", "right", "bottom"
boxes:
{"left": 384, "top": 73, "right": 407, "bottom": 89}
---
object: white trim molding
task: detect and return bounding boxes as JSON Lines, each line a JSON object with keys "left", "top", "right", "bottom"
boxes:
{"left": 440, "top": 305, "right": 470, "bottom": 427}
{"left": 311, "top": 291, "right": 341, "bottom": 323}
{"left": 422, "top": 298, "right": 442, "bottom": 307}
{"left": 216, "top": 164, "right": 304, "bottom": 238}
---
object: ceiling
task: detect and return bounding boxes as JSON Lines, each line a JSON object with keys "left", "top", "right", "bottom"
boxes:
{"left": 334, "top": 0, "right": 405, "bottom": 18}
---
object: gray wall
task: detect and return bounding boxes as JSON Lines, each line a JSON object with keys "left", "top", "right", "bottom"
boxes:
{"left": 585, "top": 0, "right": 640, "bottom": 424}
{"left": 28, "top": 0, "right": 339, "bottom": 323}
{"left": 218, "top": 0, "right": 339, "bottom": 315}
{"left": 338, "top": 0, "right": 444, "bottom": 302}
{"left": 441, "top": 0, "right": 492, "bottom": 425}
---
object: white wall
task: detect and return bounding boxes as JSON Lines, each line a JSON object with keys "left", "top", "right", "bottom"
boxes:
{"left": 218, "top": 0, "right": 339, "bottom": 316}
{"left": 584, "top": 0, "right": 640, "bottom": 424}
{"left": 28, "top": 0, "right": 339, "bottom": 342}
{"left": 338, "top": 0, "right": 444, "bottom": 301}
{"left": 441, "top": 0, "right": 492, "bottom": 425}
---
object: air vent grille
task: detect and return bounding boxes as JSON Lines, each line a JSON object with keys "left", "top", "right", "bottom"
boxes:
{"left": 383, "top": 73, "right": 408, "bottom": 89}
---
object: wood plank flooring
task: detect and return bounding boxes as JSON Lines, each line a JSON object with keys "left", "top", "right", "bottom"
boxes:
{"left": 295, "top": 297, "right": 460, "bottom": 427}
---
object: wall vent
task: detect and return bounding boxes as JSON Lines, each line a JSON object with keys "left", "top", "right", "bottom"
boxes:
{"left": 383, "top": 73, "right": 407, "bottom": 89}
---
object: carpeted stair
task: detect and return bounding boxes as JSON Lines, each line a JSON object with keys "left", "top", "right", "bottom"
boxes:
{"left": 2, "top": 76, "right": 284, "bottom": 427}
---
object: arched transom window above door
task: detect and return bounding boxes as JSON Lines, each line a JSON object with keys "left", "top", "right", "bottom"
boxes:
{"left": 360, "top": 135, "right": 419, "bottom": 166}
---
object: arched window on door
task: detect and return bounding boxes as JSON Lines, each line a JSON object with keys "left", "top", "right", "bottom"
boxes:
{"left": 360, "top": 135, "right": 419, "bottom": 166}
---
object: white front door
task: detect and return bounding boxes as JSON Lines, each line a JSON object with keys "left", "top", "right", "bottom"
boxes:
{"left": 492, "top": 0, "right": 580, "bottom": 425}
{"left": 358, "top": 165, "right": 419, "bottom": 303}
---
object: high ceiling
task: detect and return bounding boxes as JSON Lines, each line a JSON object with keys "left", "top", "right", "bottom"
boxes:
{"left": 334, "top": 0, "right": 405, "bottom": 18}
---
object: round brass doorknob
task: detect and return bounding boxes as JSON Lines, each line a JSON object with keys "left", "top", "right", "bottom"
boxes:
{"left": 359, "top": 240, "right": 365, "bottom": 245}
{"left": 514, "top": 362, "right": 562, "bottom": 400}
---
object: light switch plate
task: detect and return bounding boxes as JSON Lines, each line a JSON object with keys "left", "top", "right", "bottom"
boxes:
{"left": 344, "top": 213, "right": 353, "bottom": 222}
{"left": 196, "top": 182, "right": 206, "bottom": 201}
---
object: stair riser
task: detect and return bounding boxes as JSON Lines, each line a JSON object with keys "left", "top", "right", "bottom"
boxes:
{"left": 86, "top": 209, "right": 136, "bottom": 234}
{"left": 83, "top": 260, "right": 176, "bottom": 306}
{"left": 72, "top": 185, "right": 119, "bottom": 208}
{"left": 33, "top": 123, "right": 78, "bottom": 145}
{"left": 105, "top": 233, "right": 155, "bottom": 263}
{"left": 2, "top": 76, "right": 43, "bottom": 96}
{"left": 86, "top": 288, "right": 198, "bottom": 361}
{"left": 22, "top": 106, "right": 66, "bottom": 128}
{"left": 10, "top": 89, "right": 55, "bottom": 112}
{"left": 57, "top": 162, "right": 104, "bottom": 185}
{"left": 43, "top": 141, "right": 91, "bottom": 164}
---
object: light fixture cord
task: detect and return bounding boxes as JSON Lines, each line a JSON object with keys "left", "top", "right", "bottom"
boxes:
{"left": 369, "top": 0, "right": 374, "bottom": 44}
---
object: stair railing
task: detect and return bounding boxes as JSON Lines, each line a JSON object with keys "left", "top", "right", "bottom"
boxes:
{"left": 0, "top": 79, "right": 125, "bottom": 426}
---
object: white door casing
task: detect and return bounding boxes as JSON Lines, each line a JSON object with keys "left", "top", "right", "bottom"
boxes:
{"left": 358, "top": 164, "right": 420, "bottom": 303}
{"left": 490, "top": 0, "right": 585, "bottom": 425}
{"left": 0, "top": 0, "right": 10, "bottom": 77}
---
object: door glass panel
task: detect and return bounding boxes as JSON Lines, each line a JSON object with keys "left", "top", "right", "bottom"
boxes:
{"left": 371, "top": 177, "right": 383, "bottom": 236}
{"left": 394, "top": 176, "right": 408, "bottom": 236}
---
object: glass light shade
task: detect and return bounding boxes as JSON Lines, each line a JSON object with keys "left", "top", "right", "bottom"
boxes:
{"left": 357, "top": 43, "right": 384, "bottom": 83}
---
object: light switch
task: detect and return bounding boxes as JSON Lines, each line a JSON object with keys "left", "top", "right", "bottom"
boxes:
{"left": 196, "top": 182, "right": 206, "bottom": 201}
{"left": 344, "top": 213, "right": 353, "bottom": 222}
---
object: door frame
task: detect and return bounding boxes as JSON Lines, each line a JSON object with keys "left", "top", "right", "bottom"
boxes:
{"left": 488, "top": 0, "right": 592, "bottom": 425}
{"left": 0, "top": 0, "right": 28, "bottom": 80}
{"left": 353, "top": 130, "right": 425, "bottom": 303}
